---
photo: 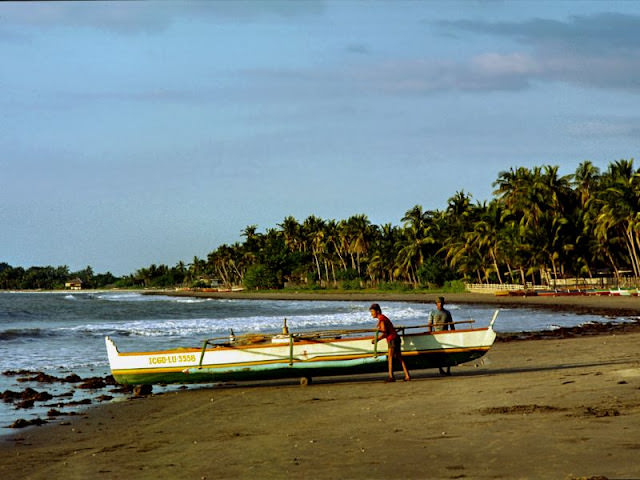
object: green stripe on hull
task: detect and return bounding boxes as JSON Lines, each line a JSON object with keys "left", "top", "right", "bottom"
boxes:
{"left": 113, "top": 348, "right": 489, "bottom": 385}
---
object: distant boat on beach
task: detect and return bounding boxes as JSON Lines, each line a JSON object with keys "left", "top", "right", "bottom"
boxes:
{"left": 495, "top": 287, "right": 639, "bottom": 297}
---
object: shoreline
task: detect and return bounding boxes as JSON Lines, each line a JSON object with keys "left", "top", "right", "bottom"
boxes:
{"left": 146, "top": 288, "right": 640, "bottom": 317}
{"left": 9, "top": 287, "right": 640, "bottom": 317}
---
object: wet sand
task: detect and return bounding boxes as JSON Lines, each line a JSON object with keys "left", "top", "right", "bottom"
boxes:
{"left": 1, "top": 292, "right": 639, "bottom": 479}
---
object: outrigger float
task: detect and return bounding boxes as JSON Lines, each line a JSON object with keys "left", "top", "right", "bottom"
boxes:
{"left": 105, "top": 310, "right": 499, "bottom": 386}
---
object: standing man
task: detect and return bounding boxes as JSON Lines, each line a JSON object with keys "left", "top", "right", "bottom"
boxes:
{"left": 428, "top": 296, "right": 455, "bottom": 332}
{"left": 428, "top": 296, "right": 455, "bottom": 376}
{"left": 370, "top": 303, "right": 411, "bottom": 383}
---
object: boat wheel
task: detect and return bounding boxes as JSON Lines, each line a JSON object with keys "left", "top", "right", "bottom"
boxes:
{"left": 300, "top": 376, "right": 312, "bottom": 386}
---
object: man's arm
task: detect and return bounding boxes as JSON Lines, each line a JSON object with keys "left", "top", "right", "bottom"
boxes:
{"left": 372, "top": 318, "right": 386, "bottom": 343}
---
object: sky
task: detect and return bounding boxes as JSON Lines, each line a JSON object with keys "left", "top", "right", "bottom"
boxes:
{"left": 2, "top": 1, "right": 640, "bottom": 276}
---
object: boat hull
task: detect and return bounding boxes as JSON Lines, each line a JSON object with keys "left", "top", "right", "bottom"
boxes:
{"left": 106, "top": 325, "right": 496, "bottom": 385}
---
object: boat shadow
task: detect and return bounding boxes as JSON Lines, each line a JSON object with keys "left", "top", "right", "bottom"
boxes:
{"left": 181, "top": 357, "right": 631, "bottom": 391}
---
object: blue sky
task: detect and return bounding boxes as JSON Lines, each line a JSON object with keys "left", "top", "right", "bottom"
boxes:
{"left": 2, "top": 1, "right": 639, "bottom": 276}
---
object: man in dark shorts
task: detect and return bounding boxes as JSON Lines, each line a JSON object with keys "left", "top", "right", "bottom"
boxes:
{"left": 370, "top": 303, "right": 410, "bottom": 382}
{"left": 428, "top": 296, "right": 455, "bottom": 375}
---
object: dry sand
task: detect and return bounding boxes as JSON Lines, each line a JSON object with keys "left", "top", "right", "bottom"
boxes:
{"left": 1, "top": 292, "right": 639, "bottom": 480}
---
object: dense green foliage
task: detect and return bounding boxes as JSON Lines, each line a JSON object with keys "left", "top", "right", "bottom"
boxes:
{"left": 0, "top": 264, "right": 119, "bottom": 290}
{"left": 4, "top": 160, "right": 640, "bottom": 290}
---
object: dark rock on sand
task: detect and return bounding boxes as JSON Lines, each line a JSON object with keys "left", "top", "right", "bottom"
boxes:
{"left": 1, "top": 387, "right": 53, "bottom": 405}
{"left": 16, "top": 372, "right": 58, "bottom": 383}
{"left": 133, "top": 384, "right": 153, "bottom": 396}
{"left": 7, "top": 417, "right": 47, "bottom": 429}
{"left": 78, "top": 377, "right": 106, "bottom": 389}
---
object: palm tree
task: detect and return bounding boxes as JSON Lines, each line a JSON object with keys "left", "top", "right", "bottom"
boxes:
{"left": 492, "top": 165, "right": 575, "bottom": 285}
{"left": 570, "top": 161, "right": 602, "bottom": 278}
{"left": 188, "top": 256, "right": 206, "bottom": 283}
{"left": 367, "top": 223, "right": 400, "bottom": 283}
{"left": 324, "top": 219, "right": 343, "bottom": 286}
{"left": 396, "top": 205, "right": 435, "bottom": 285}
{"left": 463, "top": 201, "right": 507, "bottom": 284}
{"left": 302, "top": 215, "right": 327, "bottom": 284}
{"left": 593, "top": 159, "right": 640, "bottom": 279}
{"left": 574, "top": 161, "right": 601, "bottom": 207}
{"left": 279, "top": 216, "right": 304, "bottom": 253}
{"left": 344, "top": 214, "right": 373, "bottom": 276}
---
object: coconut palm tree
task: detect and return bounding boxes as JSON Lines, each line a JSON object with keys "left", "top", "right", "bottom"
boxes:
{"left": 302, "top": 215, "right": 327, "bottom": 284}
{"left": 368, "top": 223, "right": 401, "bottom": 284}
{"left": 593, "top": 159, "right": 640, "bottom": 279}
{"left": 279, "top": 216, "right": 304, "bottom": 253}
{"left": 343, "top": 214, "right": 373, "bottom": 276}
{"left": 396, "top": 205, "right": 436, "bottom": 286}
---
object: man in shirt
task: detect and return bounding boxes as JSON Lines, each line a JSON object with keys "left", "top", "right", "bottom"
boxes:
{"left": 428, "top": 296, "right": 455, "bottom": 376}
{"left": 428, "top": 296, "right": 455, "bottom": 332}
{"left": 370, "top": 303, "right": 411, "bottom": 382}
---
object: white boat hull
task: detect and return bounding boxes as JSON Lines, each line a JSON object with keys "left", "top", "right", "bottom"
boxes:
{"left": 106, "top": 312, "right": 498, "bottom": 385}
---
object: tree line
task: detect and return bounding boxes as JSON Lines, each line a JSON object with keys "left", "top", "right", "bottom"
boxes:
{"left": 3, "top": 159, "right": 639, "bottom": 291}
{"left": 132, "top": 158, "right": 640, "bottom": 290}
{"left": 0, "top": 264, "right": 119, "bottom": 290}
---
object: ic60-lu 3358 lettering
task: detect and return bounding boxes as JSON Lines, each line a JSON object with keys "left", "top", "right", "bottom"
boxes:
{"left": 148, "top": 354, "right": 196, "bottom": 365}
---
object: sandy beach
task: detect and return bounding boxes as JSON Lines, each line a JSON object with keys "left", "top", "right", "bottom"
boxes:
{"left": 1, "top": 292, "right": 639, "bottom": 479}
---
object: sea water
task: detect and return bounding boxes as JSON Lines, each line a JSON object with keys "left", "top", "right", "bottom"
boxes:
{"left": 0, "top": 290, "right": 630, "bottom": 431}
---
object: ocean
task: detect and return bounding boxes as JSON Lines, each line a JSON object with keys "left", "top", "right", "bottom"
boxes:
{"left": 0, "top": 290, "right": 630, "bottom": 432}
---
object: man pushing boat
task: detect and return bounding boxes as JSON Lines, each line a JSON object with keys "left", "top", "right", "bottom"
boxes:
{"left": 369, "top": 303, "right": 411, "bottom": 383}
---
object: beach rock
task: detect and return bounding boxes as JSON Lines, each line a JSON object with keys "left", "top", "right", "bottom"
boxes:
{"left": 63, "top": 374, "right": 82, "bottom": 383}
{"left": 2, "top": 369, "right": 36, "bottom": 377}
{"left": 1, "top": 389, "right": 21, "bottom": 403}
{"left": 133, "top": 384, "right": 153, "bottom": 396}
{"left": 78, "top": 377, "right": 106, "bottom": 389}
{"left": 15, "top": 399, "right": 34, "bottom": 409}
{"left": 18, "top": 372, "right": 58, "bottom": 383}
{"left": 34, "top": 391, "right": 53, "bottom": 401}
{"left": 110, "top": 385, "right": 133, "bottom": 394}
{"left": 47, "top": 409, "right": 67, "bottom": 417}
{"left": 2, "top": 387, "right": 52, "bottom": 404}
{"left": 8, "top": 418, "right": 47, "bottom": 429}
{"left": 16, "top": 371, "right": 51, "bottom": 383}
{"left": 18, "top": 387, "right": 38, "bottom": 399}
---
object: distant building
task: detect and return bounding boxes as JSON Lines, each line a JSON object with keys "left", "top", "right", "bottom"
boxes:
{"left": 65, "top": 278, "right": 83, "bottom": 290}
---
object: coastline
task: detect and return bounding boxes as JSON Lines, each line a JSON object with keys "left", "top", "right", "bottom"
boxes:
{"left": 10, "top": 287, "right": 640, "bottom": 316}
{"left": 145, "top": 288, "right": 640, "bottom": 317}
{"left": 1, "top": 291, "right": 639, "bottom": 479}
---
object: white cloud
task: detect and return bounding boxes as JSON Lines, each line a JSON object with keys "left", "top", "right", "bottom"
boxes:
{"left": 436, "top": 12, "right": 640, "bottom": 93}
{"left": 566, "top": 119, "right": 640, "bottom": 137}
{"left": 471, "top": 52, "right": 539, "bottom": 76}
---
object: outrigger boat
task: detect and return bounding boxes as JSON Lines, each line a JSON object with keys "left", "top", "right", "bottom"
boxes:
{"left": 105, "top": 310, "right": 499, "bottom": 386}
